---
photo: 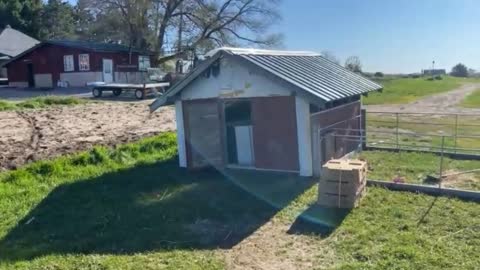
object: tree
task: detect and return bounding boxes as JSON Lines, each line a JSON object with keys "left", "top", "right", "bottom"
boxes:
{"left": 321, "top": 50, "right": 339, "bottom": 64}
{"left": 40, "top": 0, "right": 76, "bottom": 39}
{"left": 468, "top": 68, "right": 477, "bottom": 77}
{"left": 451, "top": 63, "right": 468, "bottom": 77}
{"left": 345, "top": 56, "right": 362, "bottom": 73}
{"left": 0, "top": 0, "right": 43, "bottom": 38}
{"left": 84, "top": 0, "right": 282, "bottom": 64}
{"left": 374, "top": 72, "right": 384, "bottom": 77}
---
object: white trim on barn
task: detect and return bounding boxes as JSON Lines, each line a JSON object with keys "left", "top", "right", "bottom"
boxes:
{"left": 175, "top": 100, "right": 187, "bottom": 168}
{"left": 295, "top": 96, "right": 313, "bottom": 176}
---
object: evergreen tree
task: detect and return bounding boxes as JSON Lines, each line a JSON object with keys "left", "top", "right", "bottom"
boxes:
{"left": 0, "top": 0, "right": 42, "bottom": 38}
{"left": 40, "top": 0, "right": 75, "bottom": 40}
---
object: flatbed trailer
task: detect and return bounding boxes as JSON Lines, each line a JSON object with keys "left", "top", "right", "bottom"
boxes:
{"left": 89, "top": 82, "right": 170, "bottom": 100}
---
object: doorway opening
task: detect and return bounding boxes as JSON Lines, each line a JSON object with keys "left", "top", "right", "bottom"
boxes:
{"left": 224, "top": 100, "right": 254, "bottom": 167}
{"left": 27, "top": 63, "right": 34, "bottom": 87}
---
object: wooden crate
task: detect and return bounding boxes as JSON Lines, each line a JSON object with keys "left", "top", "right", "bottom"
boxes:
{"left": 318, "top": 159, "right": 368, "bottom": 208}
{"left": 318, "top": 183, "right": 366, "bottom": 208}
{"left": 319, "top": 176, "right": 366, "bottom": 194}
{"left": 321, "top": 159, "right": 367, "bottom": 184}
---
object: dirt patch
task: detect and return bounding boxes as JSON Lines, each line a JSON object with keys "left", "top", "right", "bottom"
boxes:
{"left": 366, "top": 83, "right": 480, "bottom": 114}
{"left": 223, "top": 220, "right": 337, "bottom": 270}
{"left": 0, "top": 101, "right": 175, "bottom": 171}
{"left": 441, "top": 169, "right": 480, "bottom": 190}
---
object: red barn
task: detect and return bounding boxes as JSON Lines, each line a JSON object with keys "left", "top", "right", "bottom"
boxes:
{"left": 4, "top": 40, "right": 154, "bottom": 88}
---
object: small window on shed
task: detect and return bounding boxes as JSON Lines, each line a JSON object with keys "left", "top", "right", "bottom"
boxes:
{"left": 63, "top": 55, "right": 74, "bottom": 72}
{"left": 79, "top": 54, "right": 90, "bottom": 71}
{"left": 138, "top": 56, "right": 151, "bottom": 71}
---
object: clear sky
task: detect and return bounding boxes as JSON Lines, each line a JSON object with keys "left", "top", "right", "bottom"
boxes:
{"left": 67, "top": 0, "right": 480, "bottom": 74}
{"left": 276, "top": 0, "right": 480, "bottom": 73}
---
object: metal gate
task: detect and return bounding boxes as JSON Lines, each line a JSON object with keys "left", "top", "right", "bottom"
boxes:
{"left": 311, "top": 101, "right": 364, "bottom": 176}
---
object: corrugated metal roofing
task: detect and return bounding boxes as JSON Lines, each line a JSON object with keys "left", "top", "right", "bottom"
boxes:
{"left": 150, "top": 48, "right": 383, "bottom": 112}
{"left": 226, "top": 48, "right": 382, "bottom": 102}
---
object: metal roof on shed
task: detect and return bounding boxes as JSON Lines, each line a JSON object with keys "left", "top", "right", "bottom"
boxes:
{"left": 150, "top": 48, "right": 382, "bottom": 112}
{"left": 227, "top": 48, "right": 382, "bottom": 102}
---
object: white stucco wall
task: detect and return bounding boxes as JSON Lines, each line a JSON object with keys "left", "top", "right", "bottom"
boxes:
{"left": 180, "top": 57, "right": 293, "bottom": 100}
{"left": 60, "top": 72, "right": 103, "bottom": 87}
{"left": 114, "top": 72, "right": 148, "bottom": 84}
{"left": 295, "top": 96, "right": 313, "bottom": 176}
{"left": 175, "top": 100, "right": 187, "bottom": 168}
{"left": 34, "top": 73, "right": 53, "bottom": 88}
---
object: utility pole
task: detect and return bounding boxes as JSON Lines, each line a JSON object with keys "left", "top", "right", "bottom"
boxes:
{"left": 432, "top": 60, "right": 435, "bottom": 79}
{"left": 175, "top": 1, "right": 184, "bottom": 74}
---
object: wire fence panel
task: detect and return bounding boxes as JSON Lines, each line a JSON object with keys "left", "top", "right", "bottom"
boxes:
{"left": 366, "top": 111, "right": 480, "bottom": 156}
{"left": 312, "top": 110, "right": 480, "bottom": 192}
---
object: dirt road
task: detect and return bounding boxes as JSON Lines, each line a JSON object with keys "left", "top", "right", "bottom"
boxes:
{"left": 0, "top": 102, "right": 175, "bottom": 171}
{"left": 365, "top": 83, "right": 480, "bottom": 114}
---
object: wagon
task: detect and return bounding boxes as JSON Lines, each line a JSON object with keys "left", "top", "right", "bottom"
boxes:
{"left": 88, "top": 82, "right": 170, "bottom": 100}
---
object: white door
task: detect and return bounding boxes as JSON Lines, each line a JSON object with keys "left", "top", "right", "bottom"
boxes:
{"left": 102, "top": 59, "right": 113, "bottom": 83}
{"left": 235, "top": 125, "right": 254, "bottom": 166}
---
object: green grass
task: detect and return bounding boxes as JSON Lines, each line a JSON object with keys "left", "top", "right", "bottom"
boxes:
{"left": 363, "top": 76, "right": 480, "bottom": 105}
{"left": 461, "top": 88, "right": 480, "bottom": 108}
{"left": 0, "top": 133, "right": 479, "bottom": 269}
{"left": 359, "top": 150, "right": 480, "bottom": 190}
{"left": 0, "top": 96, "right": 85, "bottom": 111}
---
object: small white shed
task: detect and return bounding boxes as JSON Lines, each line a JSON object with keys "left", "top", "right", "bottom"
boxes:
{"left": 150, "top": 48, "right": 382, "bottom": 177}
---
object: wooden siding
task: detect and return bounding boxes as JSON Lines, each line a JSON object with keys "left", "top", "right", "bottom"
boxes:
{"left": 251, "top": 96, "right": 300, "bottom": 171}
{"left": 6, "top": 44, "right": 152, "bottom": 85}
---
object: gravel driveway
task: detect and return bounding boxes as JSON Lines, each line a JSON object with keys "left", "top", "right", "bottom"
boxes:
{"left": 365, "top": 83, "right": 480, "bottom": 114}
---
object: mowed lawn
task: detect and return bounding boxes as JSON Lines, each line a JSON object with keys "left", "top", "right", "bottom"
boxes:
{"left": 0, "top": 133, "right": 479, "bottom": 269}
{"left": 461, "top": 88, "right": 480, "bottom": 108}
{"left": 363, "top": 76, "right": 479, "bottom": 105}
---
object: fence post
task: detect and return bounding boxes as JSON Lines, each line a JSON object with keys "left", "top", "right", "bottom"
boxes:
{"left": 454, "top": 114, "right": 458, "bottom": 154}
{"left": 396, "top": 112, "right": 399, "bottom": 150}
{"left": 361, "top": 109, "right": 367, "bottom": 150}
{"left": 438, "top": 136, "right": 445, "bottom": 189}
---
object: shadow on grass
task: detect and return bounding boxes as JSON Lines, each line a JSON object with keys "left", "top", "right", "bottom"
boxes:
{"left": 0, "top": 158, "right": 317, "bottom": 262}
{"left": 288, "top": 204, "right": 351, "bottom": 236}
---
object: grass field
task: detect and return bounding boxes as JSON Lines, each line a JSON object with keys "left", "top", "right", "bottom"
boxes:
{"left": 359, "top": 150, "right": 480, "bottom": 190}
{"left": 0, "top": 133, "right": 479, "bottom": 269}
{"left": 0, "top": 96, "right": 85, "bottom": 111}
{"left": 461, "top": 88, "right": 480, "bottom": 108}
{"left": 363, "top": 76, "right": 479, "bottom": 105}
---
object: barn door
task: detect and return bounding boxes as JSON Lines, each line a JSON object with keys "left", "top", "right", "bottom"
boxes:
{"left": 184, "top": 100, "right": 223, "bottom": 168}
{"left": 251, "top": 96, "right": 299, "bottom": 171}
